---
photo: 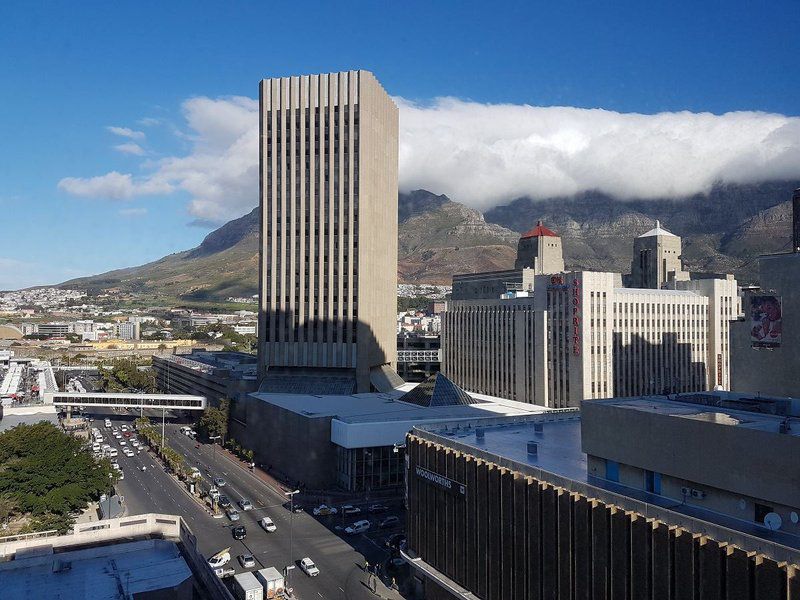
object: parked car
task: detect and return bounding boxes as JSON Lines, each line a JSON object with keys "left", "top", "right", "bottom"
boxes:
{"left": 260, "top": 516, "right": 277, "bottom": 532}
{"left": 379, "top": 516, "right": 400, "bottom": 529}
{"left": 340, "top": 505, "right": 361, "bottom": 515}
{"left": 300, "top": 557, "right": 320, "bottom": 577}
{"left": 227, "top": 508, "right": 240, "bottom": 521}
{"left": 239, "top": 499, "right": 253, "bottom": 511}
{"left": 238, "top": 554, "right": 256, "bottom": 568}
{"left": 344, "top": 519, "right": 371, "bottom": 535}
{"left": 369, "top": 504, "right": 389, "bottom": 514}
{"left": 232, "top": 525, "right": 247, "bottom": 540}
{"left": 213, "top": 477, "right": 227, "bottom": 487}
{"left": 312, "top": 504, "right": 338, "bottom": 516}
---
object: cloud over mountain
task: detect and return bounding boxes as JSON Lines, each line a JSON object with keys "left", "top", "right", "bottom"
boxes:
{"left": 59, "top": 95, "right": 800, "bottom": 224}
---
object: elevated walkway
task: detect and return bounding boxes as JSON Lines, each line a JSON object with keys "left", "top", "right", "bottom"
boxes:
{"left": 47, "top": 392, "right": 206, "bottom": 411}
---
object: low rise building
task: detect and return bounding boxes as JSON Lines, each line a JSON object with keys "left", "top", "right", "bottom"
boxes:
{"left": 230, "top": 373, "right": 565, "bottom": 492}
{"left": 153, "top": 350, "right": 258, "bottom": 408}
{"left": 404, "top": 392, "right": 800, "bottom": 600}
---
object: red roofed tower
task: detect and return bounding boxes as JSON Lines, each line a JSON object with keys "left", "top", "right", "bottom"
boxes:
{"left": 515, "top": 220, "right": 565, "bottom": 273}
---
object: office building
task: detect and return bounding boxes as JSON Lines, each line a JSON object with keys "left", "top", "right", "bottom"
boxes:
{"left": 731, "top": 189, "right": 800, "bottom": 398}
{"left": 443, "top": 222, "right": 739, "bottom": 407}
{"left": 115, "top": 321, "right": 140, "bottom": 340}
{"left": 630, "top": 220, "right": 688, "bottom": 288}
{"left": 404, "top": 392, "right": 800, "bottom": 600}
{"left": 258, "top": 70, "right": 399, "bottom": 393}
{"left": 229, "top": 373, "right": 562, "bottom": 491}
{"left": 514, "top": 220, "right": 565, "bottom": 273}
{"left": 36, "top": 323, "right": 70, "bottom": 337}
{"left": 153, "top": 350, "right": 258, "bottom": 408}
{"left": 397, "top": 332, "right": 441, "bottom": 382}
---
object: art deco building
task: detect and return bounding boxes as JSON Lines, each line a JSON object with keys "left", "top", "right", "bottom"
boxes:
{"left": 257, "top": 70, "right": 398, "bottom": 393}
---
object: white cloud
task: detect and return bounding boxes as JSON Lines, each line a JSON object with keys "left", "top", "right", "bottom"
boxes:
{"left": 58, "top": 171, "right": 172, "bottom": 200}
{"left": 60, "top": 95, "right": 800, "bottom": 225}
{"left": 114, "top": 142, "right": 146, "bottom": 156}
{"left": 119, "top": 207, "right": 148, "bottom": 217}
{"left": 138, "top": 117, "right": 161, "bottom": 127}
{"left": 397, "top": 98, "right": 800, "bottom": 210}
{"left": 106, "top": 126, "right": 145, "bottom": 140}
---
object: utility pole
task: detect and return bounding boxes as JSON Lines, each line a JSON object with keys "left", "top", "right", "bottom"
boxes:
{"left": 285, "top": 489, "right": 300, "bottom": 590}
{"left": 161, "top": 408, "right": 166, "bottom": 448}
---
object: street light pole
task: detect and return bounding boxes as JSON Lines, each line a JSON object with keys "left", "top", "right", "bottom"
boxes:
{"left": 285, "top": 489, "right": 300, "bottom": 590}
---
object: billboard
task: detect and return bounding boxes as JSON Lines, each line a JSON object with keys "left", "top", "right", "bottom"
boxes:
{"left": 750, "top": 295, "right": 782, "bottom": 349}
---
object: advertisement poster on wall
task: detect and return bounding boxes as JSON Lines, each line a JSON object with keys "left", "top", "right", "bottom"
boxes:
{"left": 750, "top": 295, "right": 782, "bottom": 349}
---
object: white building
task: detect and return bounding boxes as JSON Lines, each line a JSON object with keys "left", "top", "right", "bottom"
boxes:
{"left": 442, "top": 223, "right": 740, "bottom": 408}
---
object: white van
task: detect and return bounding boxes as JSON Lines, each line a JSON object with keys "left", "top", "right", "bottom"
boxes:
{"left": 92, "top": 443, "right": 101, "bottom": 453}
{"left": 260, "top": 516, "right": 277, "bottom": 532}
{"left": 344, "top": 519, "right": 371, "bottom": 535}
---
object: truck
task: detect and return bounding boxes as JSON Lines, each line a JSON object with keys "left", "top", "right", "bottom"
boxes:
{"left": 255, "top": 567, "right": 285, "bottom": 599}
{"left": 233, "top": 571, "right": 264, "bottom": 600}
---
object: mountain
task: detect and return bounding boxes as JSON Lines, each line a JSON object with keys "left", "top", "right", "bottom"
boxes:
{"left": 60, "top": 182, "right": 800, "bottom": 301}
{"left": 483, "top": 181, "right": 800, "bottom": 283}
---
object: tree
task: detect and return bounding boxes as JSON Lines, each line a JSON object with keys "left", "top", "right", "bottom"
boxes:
{"left": 197, "top": 399, "right": 230, "bottom": 441}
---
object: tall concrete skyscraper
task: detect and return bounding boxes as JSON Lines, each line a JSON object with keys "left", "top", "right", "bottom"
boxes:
{"left": 257, "top": 70, "right": 399, "bottom": 393}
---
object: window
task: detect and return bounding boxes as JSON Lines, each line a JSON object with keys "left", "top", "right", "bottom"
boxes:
{"left": 755, "top": 503, "right": 774, "bottom": 525}
{"left": 605, "top": 460, "right": 619, "bottom": 482}
{"left": 644, "top": 470, "right": 661, "bottom": 494}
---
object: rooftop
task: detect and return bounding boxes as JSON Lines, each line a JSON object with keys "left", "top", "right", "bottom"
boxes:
{"left": 0, "top": 539, "right": 193, "bottom": 599}
{"left": 521, "top": 220, "right": 559, "bottom": 239}
{"left": 414, "top": 393, "right": 800, "bottom": 560}
{"left": 638, "top": 219, "right": 677, "bottom": 238}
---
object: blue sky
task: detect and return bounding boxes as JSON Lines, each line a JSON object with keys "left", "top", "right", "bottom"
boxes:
{"left": 1, "top": 0, "right": 799, "bottom": 289}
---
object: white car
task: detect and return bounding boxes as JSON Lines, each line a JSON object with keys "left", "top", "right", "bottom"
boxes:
{"left": 312, "top": 504, "right": 338, "bottom": 516}
{"left": 260, "top": 516, "right": 277, "bottom": 532}
{"left": 117, "top": 470, "right": 124, "bottom": 480}
{"left": 300, "top": 557, "right": 319, "bottom": 577}
{"left": 344, "top": 519, "right": 371, "bottom": 535}
{"left": 111, "top": 463, "right": 121, "bottom": 471}
{"left": 208, "top": 550, "right": 231, "bottom": 568}
{"left": 239, "top": 499, "right": 253, "bottom": 511}
{"left": 119, "top": 440, "right": 127, "bottom": 446}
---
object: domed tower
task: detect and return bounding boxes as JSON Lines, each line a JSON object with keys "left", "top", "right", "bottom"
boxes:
{"left": 515, "top": 220, "right": 565, "bottom": 273}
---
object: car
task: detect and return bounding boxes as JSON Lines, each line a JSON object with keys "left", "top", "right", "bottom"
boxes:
{"left": 312, "top": 504, "right": 338, "bottom": 516}
{"left": 111, "top": 462, "right": 121, "bottom": 471}
{"left": 260, "top": 516, "right": 277, "bottom": 532}
{"left": 369, "top": 504, "right": 390, "bottom": 514}
{"left": 232, "top": 525, "right": 247, "bottom": 540}
{"left": 379, "top": 516, "right": 400, "bottom": 529}
{"left": 239, "top": 499, "right": 253, "bottom": 511}
{"left": 226, "top": 508, "right": 240, "bottom": 521}
{"left": 213, "top": 566, "right": 236, "bottom": 578}
{"left": 238, "top": 554, "right": 256, "bottom": 568}
{"left": 189, "top": 467, "right": 202, "bottom": 479}
{"left": 284, "top": 502, "right": 304, "bottom": 513}
{"left": 208, "top": 550, "right": 231, "bottom": 568}
{"left": 344, "top": 519, "right": 371, "bottom": 535}
{"left": 385, "top": 533, "right": 407, "bottom": 550}
{"left": 123, "top": 431, "right": 132, "bottom": 438}
{"left": 300, "top": 557, "right": 319, "bottom": 577}
{"left": 341, "top": 505, "right": 362, "bottom": 515}
{"left": 117, "top": 470, "right": 124, "bottom": 480}
{"left": 131, "top": 441, "right": 140, "bottom": 448}
{"left": 213, "top": 477, "right": 226, "bottom": 487}
{"left": 219, "top": 495, "right": 231, "bottom": 508}
{"left": 119, "top": 440, "right": 126, "bottom": 446}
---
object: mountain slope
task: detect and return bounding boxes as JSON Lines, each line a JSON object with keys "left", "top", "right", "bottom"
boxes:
{"left": 60, "top": 182, "right": 800, "bottom": 300}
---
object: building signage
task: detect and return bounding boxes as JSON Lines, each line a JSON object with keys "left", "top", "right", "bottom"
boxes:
{"left": 548, "top": 275, "right": 568, "bottom": 290}
{"left": 572, "top": 279, "right": 581, "bottom": 356}
{"left": 717, "top": 354, "right": 723, "bottom": 386}
{"left": 414, "top": 466, "right": 466, "bottom": 497}
{"left": 749, "top": 295, "right": 782, "bottom": 349}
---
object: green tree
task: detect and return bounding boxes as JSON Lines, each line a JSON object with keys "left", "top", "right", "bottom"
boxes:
{"left": 197, "top": 399, "right": 229, "bottom": 441}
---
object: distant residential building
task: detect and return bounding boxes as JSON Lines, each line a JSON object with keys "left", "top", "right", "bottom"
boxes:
{"left": 405, "top": 392, "right": 800, "bottom": 600}
{"left": 36, "top": 323, "right": 70, "bottom": 337}
{"left": 232, "top": 322, "right": 257, "bottom": 336}
{"left": 115, "top": 321, "right": 140, "bottom": 340}
{"left": 257, "top": 70, "right": 399, "bottom": 393}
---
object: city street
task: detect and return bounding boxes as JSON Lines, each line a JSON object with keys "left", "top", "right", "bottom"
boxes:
{"left": 91, "top": 409, "right": 406, "bottom": 600}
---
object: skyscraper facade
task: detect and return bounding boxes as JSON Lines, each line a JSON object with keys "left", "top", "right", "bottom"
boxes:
{"left": 258, "top": 70, "right": 398, "bottom": 392}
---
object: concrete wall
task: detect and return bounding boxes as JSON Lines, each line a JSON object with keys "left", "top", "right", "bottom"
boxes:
{"left": 0, "top": 513, "right": 181, "bottom": 560}
{"left": 406, "top": 434, "right": 800, "bottom": 600}
{"left": 581, "top": 400, "right": 800, "bottom": 511}
{"left": 228, "top": 395, "right": 337, "bottom": 489}
{"left": 732, "top": 252, "right": 800, "bottom": 397}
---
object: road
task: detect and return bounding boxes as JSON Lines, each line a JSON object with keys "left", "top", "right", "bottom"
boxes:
{"left": 91, "top": 409, "right": 406, "bottom": 600}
